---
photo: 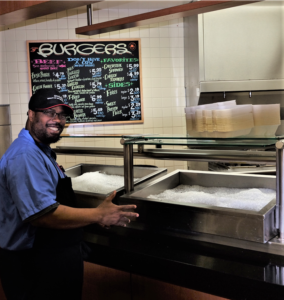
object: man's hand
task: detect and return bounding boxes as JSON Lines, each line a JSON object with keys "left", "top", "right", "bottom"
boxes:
{"left": 96, "top": 191, "right": 139, "bottom": 227}
{"left": 30, "top": 191, "right": 139, "bottom": 229}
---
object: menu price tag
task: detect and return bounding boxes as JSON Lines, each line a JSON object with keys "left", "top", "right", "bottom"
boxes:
{"left": 27, "top": 39, "right": 143, "bottom": 126}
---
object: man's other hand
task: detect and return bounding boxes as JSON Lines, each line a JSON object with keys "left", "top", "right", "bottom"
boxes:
{"left": 96, "top": 191, "right": 139, "bottom": 227}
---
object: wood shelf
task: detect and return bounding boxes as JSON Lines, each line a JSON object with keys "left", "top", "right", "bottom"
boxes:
{"left": 76, "top": 1, "right": 258, "bottom": 36}
{"left": 0, "top": 1, "right": 101, "bottom": 26}
{"left": 0, "top": 1, "right": 48, "bottom": 15}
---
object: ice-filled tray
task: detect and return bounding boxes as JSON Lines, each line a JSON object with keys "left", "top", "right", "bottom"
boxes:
{"left": 65, "top": 164, "right": 167, "bottom": 208}
{"left": 119, "top": 170, "right": 277, "bottom": 243}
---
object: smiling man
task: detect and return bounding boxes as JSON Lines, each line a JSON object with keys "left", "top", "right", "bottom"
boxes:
{"left": 27, "top": 89, "right": 70, "bottom": 144}
{"left": 0, "top": 89, "right": 138, "bottom": 300}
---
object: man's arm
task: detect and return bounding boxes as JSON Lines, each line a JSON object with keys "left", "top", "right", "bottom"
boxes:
{"left": 30, "top": 191, "right": 138, "bottom": 229}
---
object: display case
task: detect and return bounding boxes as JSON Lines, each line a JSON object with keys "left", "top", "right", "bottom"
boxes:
{"left": 55, "top": 134, "right": 284, "bottom": 299}
{"left": 119, "top": 135, "right": 284, "bottom": 251}
{"left": 56, "top": 134, "right": 284, "bottom": 247}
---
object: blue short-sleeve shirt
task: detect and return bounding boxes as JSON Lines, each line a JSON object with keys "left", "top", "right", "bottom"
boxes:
{"left": 0, "top": 129, "right": 62, "bottom": 250}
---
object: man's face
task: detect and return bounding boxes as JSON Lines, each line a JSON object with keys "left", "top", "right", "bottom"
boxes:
{"left": 29, "top": 106, "right": 66, "bottom": 145}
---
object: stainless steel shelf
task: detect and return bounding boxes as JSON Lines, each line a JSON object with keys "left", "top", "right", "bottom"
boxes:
{"left": 54, "top": 146, "right": 276, "bottom": 164}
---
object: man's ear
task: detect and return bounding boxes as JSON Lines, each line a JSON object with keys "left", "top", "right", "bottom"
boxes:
{"left": 27, "top": 110, "right": 35, "bottom": 122}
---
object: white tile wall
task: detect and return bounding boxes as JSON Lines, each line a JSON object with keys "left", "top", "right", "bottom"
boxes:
{"left": 0, "top": 2, "right": 188, "bottom": 172}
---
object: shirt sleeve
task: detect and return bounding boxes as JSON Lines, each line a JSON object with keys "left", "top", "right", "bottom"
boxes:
{"left": 24, "top": 202, "right": 59, "bottom": 223}
{"left": 6, "top": 151, "right": 58, "bottom": 221}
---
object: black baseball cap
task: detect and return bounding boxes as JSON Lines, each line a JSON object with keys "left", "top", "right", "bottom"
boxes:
{"left": 29, "top": 88, "right": 73, "bottom": 115}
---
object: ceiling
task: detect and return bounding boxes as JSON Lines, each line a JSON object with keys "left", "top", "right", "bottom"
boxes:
{"left": 0, "top": 1, "right": 194, "bottom": 26}
{"left": 0, "top": 1, "right": 259, "bottom": 30}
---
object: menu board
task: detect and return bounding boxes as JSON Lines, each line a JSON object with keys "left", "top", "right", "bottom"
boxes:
{"left": 27, "top": 39, "right": 143, "bottom": 125}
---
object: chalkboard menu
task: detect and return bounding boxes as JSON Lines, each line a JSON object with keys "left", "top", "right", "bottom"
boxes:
{"left": 27, "top": 39, "right": 143, "bottom": 125}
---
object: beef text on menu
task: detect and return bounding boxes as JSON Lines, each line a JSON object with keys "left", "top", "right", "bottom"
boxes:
{"left": 27, "top": 39, "right": 143, "bottom": 126}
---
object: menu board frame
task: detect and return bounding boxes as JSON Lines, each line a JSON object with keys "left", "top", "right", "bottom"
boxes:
{"left": 27, "top": 39, "right": 144, "bottom": 127}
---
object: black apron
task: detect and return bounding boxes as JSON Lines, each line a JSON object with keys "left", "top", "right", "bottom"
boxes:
{"left": 0, "top": 146, "right": 84, "bottom": 300}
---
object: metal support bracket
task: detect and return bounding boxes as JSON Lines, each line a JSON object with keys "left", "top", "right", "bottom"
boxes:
{"left": 123, "top": 144, "right": 134, "bottom": 193}
{"left": 121, "top": 137, "right": 148, "bottom": 193}
{"left": 87, "top": 4, "right": 93, "bottom": 26}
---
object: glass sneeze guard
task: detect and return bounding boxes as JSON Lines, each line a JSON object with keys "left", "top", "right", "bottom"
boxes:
{"left": 61, "top": 133, "right": 284, "bottom": 148}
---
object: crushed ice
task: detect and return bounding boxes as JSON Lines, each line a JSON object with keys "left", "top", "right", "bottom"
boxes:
{"left": 71, "top": 171, "right": 137, "bottom": 194}
{"left": 147, "top": 185, "right": 276, "bottom": 212}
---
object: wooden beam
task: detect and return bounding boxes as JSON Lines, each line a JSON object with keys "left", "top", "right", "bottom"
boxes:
{"left": 0, "top": 1, "right": 49, "bottom": 16}
{"left": 76, "top": 1, "right": 258, "bottom": 36}
{"left": 0, "top": 1, "right": 102, "bottom": 26}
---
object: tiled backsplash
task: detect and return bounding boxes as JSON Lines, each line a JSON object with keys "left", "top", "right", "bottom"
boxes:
{"left": 0, "top": 2, "right": 187, "bottom": 172}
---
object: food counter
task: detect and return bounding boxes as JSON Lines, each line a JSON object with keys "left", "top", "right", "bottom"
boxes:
{"left": 55, "top": 134, "right": 284, "bottom": 300}
{"left": 82, "top": 225, "right": 284, "bottom": 300}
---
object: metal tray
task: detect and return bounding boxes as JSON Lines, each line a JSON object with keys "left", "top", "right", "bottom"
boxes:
{"left": 65, "top": 164, "right": 167, "bottom": 208}
{"left": 119, "top": 170, "right": 277, "bottom": 243}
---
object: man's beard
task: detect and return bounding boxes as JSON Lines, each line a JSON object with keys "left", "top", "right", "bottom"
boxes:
{"left": 31, "top": 121, "right": 63, "bottom": 145}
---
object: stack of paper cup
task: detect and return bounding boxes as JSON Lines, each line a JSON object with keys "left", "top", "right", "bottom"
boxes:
{"left": 247, "top": 104, "right": 281, "bottom": 137}
{"left": 185, "top": 100, "right": 237, "bottom": 137}
{"left": 212, "top": 105, "right": 254, "bottom": 138}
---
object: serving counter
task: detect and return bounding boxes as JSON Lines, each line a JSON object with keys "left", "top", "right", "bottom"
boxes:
{"left": 55, "top": 134, "right": 284, "bottom": 300}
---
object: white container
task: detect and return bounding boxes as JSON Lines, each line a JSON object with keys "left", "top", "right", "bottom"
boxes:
{"left": 217, "top": 100, "right": 237, "bottom": 109}
{"left": 247, "top": 104, "right": 281, "bottom": 137}
{"left": 213, "top": 105, "right": 254, "bottom": 131}
{"left": 195, "top": 105, "right": 254, "bottom": 138}
{"left": 186, "top": 102, "right": 280, "bottom": 138}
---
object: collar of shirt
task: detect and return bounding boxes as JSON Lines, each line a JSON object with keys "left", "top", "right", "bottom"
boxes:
{"left": 38, "top": 142, "right": 57, "bottom": 161}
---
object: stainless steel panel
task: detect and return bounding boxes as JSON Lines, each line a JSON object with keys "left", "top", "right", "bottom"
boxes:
{"left": 184, "top": 15, "right": 200, "bottom": 107}
{"left": 0, "top": 105, "right": 11, "bottom": 125}
{"left": 65, "top": 164, "right": 167, "bottom": 208}
{"left": 200, "top": 80, "right": 284, "bottom": 93}
{"left": 120, "top": 170, "right": 277, "bottom": 243}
